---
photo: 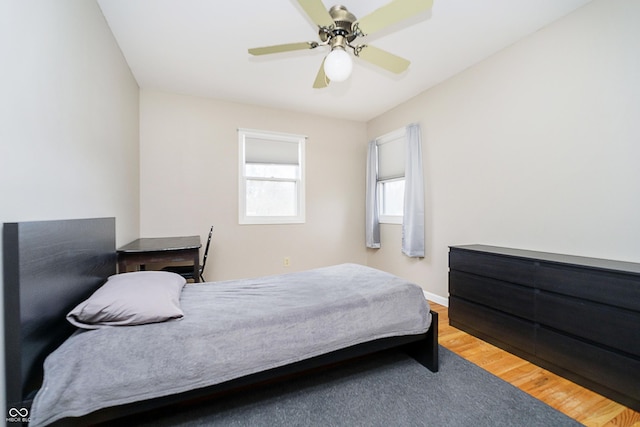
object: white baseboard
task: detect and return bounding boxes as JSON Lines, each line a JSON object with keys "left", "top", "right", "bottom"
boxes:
{"left": 423, "top": 290, "right": 448, "bottom": 307}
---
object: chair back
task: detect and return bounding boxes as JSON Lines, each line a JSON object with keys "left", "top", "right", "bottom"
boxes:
{"left": 199, "top": 226, "right": 213, "bottom": 281}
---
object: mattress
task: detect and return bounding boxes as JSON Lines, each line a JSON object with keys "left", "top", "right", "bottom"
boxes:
{"left": 29, "top": 263, "right": 432, "bottom": 426}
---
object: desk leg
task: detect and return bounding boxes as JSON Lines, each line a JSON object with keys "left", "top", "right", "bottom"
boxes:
{"left": 192, "top": 250, "right": 200, "bottom": 282}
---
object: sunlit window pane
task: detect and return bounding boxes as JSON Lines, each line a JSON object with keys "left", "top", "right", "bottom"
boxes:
{"left": 246, "top": 180, "right": 297, "bottom": 216}
{"left": 380, "top": 179, "right": 405, "bottom": 216}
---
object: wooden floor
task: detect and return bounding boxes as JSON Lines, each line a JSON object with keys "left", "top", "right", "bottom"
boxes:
{"left": 430, "top": 302, "right": 640, "bottom": 427}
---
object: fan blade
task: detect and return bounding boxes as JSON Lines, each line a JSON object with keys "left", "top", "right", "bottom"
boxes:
{"left": 357, "top": 45, "right": 410, "bottom": 74}
{"left": 296, "top": 0, "right": 334, "bottom": 28}
{"left": 355, "top": 0, "right": 433, "bottom": 36}
{"left": 313, "top": 59, "right": 330, "bottom": 88}
{"left": 248, "top": 42, "right": 317, "bottom": 56}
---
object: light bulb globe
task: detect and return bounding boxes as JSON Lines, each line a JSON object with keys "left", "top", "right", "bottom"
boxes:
{"left": 323, "top": 48, "right": 353, "bottom": 82}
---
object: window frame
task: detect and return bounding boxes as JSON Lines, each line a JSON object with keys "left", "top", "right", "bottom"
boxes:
{"left": 238, "top": 128, "right": 306, "bottom": 225}
{"left": 375, "top": 127, "right": 406, "bottom": 225}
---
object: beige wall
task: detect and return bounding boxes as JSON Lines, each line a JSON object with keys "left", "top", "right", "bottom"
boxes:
{"left": 366, "top": 0, "right": 640, "bottom": 299}
{"left": 139, "top": 90, "right": 367, "bottom": 281}
{"left": 0, "top": 0, "right": 140, "bottom": 411}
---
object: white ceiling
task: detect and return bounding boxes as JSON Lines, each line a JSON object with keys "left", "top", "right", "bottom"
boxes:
{"left": 97, "top": 0, "right": 593, "bottom": 122}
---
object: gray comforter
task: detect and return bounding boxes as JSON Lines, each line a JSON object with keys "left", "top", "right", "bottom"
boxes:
{"left": 30, "top": 264, "right": 432, "bottom": 426}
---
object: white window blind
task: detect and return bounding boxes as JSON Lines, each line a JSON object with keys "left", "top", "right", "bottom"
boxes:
{"left": 377, "top": 136, "right": 405, "bottom": 180}
{"left": 244, "top": 138, "right": 299, "bottom": 165}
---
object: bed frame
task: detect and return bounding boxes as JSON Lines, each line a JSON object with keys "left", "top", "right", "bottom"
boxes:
{"left": 3, "top": 217, "right": 438, "bottom": 425}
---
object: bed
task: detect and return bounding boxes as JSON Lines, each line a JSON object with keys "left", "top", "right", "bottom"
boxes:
{"left": 3, "top": 217, "right": 438, "bottom": 426}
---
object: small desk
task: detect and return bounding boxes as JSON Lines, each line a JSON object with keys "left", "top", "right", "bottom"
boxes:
{"left": 117, "top": 236, "right": 202, "bottom": 282}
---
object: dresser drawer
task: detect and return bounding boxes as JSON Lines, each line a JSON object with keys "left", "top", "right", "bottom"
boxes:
{"left": 536, "top": 292, "right": 640, "bottom": 357}
{"left": 449, "top": 297, "right": 536, "bottom": 354}
{"left": 450, "top": 249, "right": 536, "bottom": 287}
{"left": 538, "top": 263, "right": 640, "bottom": 311}
{"left": 537, "top": 327, "right": 640, "bottom": 405}
{"left": 449, "top": 271, "right": 535, "bottom": 320}
{"left": 449, "top": 245, "right": 640, "bottom": 411}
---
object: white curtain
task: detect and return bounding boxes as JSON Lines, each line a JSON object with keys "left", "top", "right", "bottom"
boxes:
{"left": 402, "top": 123, "right": 425, "bottom": 257}
{"left": 365, "top": 140, "right": 380, "bottom": 249}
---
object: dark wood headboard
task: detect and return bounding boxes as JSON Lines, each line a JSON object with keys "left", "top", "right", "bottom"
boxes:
{"left": 3, "top": 217, "right": 116, "bottom": 409}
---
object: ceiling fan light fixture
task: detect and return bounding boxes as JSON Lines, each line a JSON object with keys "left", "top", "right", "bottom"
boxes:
{"left": 323, "top": 47, "right": 353, "bottom": 82}
{"left": 248, "top": 0, "right": 429, "bottom": 88}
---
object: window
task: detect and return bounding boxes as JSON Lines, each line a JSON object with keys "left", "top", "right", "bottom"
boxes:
{"left": 376, "top": 128, "right": 406, "bottom": 224}
{"left": 238, "top": 129, "right": 305, "bottom": 224}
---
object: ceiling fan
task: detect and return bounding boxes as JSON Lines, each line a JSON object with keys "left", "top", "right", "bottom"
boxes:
{"left": 248, "top": 0, "right": 433, "bottom": 88}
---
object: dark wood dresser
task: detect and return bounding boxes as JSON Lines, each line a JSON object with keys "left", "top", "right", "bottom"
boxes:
{"left": 448, "top": 244, "right": 640, "bottom": 411}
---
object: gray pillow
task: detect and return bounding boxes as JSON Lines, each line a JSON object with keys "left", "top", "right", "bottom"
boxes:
{"left": 67, "top": 271, "right": 187, "bottom": 329}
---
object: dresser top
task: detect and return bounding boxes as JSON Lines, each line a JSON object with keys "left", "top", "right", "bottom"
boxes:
{"left": 450, "top": 244, "right": 640, "bottom": 275}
